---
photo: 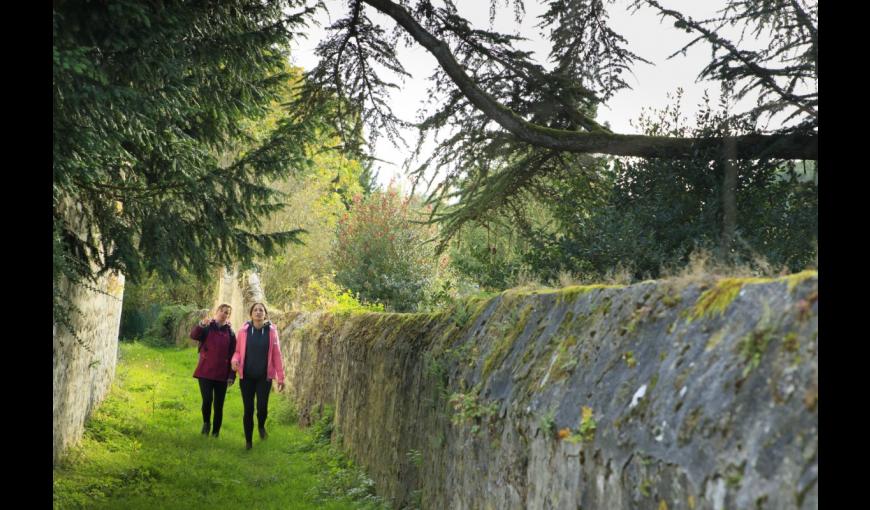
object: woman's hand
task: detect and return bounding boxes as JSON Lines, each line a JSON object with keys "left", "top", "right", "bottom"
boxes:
{"left": 276, "top": 382, "right": 285, "bottom": 392}
{"left": 231, "top": 360, "right": 239, "bottom": 371}
{"left": 199, "top": 317, "right": 209, "bottom": 327}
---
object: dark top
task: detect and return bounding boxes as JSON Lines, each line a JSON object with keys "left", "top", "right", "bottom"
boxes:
{"left": 244, "top": 322, "right": 270, "bottom": 380}
{"left": 190, "top": 320, "right": 236, "bottom": 382}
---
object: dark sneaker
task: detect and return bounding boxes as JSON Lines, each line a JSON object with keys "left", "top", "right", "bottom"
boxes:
{"left": 201, "top": 423, "right": 210, "bottom": 435}
{"left": 259, "top": 427, "right": 268, "bottom": 440}
{"left": 245, "top": 441, "right": 253, "bottom": 450}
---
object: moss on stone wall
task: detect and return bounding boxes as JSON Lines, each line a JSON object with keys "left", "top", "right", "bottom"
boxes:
{"left": 279, "top": 272, "right": 818, "bottom": 510}
{"left": 688, "top": 270, "right": 817, "bottom": 322}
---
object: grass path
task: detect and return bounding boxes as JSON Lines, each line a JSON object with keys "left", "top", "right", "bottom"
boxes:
{"left": 53, "top": 342, "right": 388, "bottom": 510}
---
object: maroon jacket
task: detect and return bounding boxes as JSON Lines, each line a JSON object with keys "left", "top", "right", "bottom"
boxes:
{"left": 190, "top": 320, "right": 236, "bottom": 383}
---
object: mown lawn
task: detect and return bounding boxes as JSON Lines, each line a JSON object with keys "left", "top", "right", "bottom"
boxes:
{"left": 53, "top": 342, "right": 389, "bottom": 510}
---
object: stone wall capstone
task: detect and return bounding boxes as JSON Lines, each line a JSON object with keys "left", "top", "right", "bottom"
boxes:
{"left": 214, "top": 267, "right": 280, "bottom": 331}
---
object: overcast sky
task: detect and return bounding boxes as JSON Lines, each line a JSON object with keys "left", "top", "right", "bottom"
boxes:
{"left": 289, "top": 1, "right": 773, "bottom": 189}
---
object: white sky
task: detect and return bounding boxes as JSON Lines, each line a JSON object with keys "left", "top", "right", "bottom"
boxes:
{"left": 289, "top": 1, "right": 780, "bottom": 189}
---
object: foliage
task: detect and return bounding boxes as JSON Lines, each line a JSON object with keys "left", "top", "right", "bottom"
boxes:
{"left": 124, "top": 268, "right": 212, "bottom": 311}
{"left": 119, "top": 304, "right": 162, "bottom": 343}
{"left": 414, "top": 263, "right": 482, "bottom": 313}
{"left": 312, "top": 405, "right": 336, "bottom": 445}
{"left": 257, "top": 150, "right": 368, "bottom": 311}
{"left": 332, "top": 186, "right": 441, "bottom": 312}
{"left": 524, "top": 91, "right": 818, "bottom": 280}
{"left": 539, "top": 409, "right": 557, "bottom": 439}
{"left": 54, "top": 0, "right": 818, "bottom": 329}
{"left": 295, "top": 0, "right": 817, "bottom": 244}
{"left": 448, "top": 386, "right": 499, "bottom": 436}
{"left": 406, "top": 449, "right": 423, "bottom": 468}
{"left": 578, "top": 406, "right": 597, "bottom": 442}
{"left": 53, "top": 0, "right": 320, "bottom": 336}
{"left": 145, "top": 304, "right": 198, "bottom": 347}
{"left": 273, "top": 394, "right": 300, "bottom": 426}
{"left": 738, "top": 327, "right": 775, "bottom": 378}
{"left": 446, "top": 90, "right": 817, "bottom": 290}
{"left": 448, "top": 217, "right": 530, "bottom": 291}
{"left": 229, "top": 59, "right": 384, "bottom": 315}
{"left": 120, "top": 268, "right": 212, "bottom": 340}
{"left": 283, "top": 274, "right": 385, "bottom": 313}
{"left": 307, "top": 441, "right": 391, "bottom": 509}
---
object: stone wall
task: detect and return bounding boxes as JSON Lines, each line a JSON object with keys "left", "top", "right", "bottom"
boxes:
{"left": 215, "top": 266, "right": 247, "bottom": 327}
{"left": 52, "top": 272, "right": 125, "bottom": 463}
{"left": 213, "top": 267, "right": 284, "bottom": 331}
{"left": 53, "top": 197, "right": 127, "bottom": 463}
{"left": 280, "top": 273, "right": 818, "bottom": 509}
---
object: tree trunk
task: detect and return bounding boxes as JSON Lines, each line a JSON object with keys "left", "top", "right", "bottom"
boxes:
{"left": 720, "top": 138, "right": 738, "bottom": 259}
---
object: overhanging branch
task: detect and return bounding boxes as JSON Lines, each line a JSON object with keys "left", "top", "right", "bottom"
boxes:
{"left": 361, "top": 0, "right": 817, "bottom": 160}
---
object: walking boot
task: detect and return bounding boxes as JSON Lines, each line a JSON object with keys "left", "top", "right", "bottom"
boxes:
{"left": 201, "top": 422, "right": 210, "bottom": 435}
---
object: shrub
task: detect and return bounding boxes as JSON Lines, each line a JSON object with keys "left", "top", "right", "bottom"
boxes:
{"left": 146, "top": 304, "right": 198, "bottom": 347}
{"left": 332, "top": 186, "right": 440, "bottom": 312}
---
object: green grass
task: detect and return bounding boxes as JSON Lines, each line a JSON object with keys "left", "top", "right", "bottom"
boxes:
{"left": 53, "top": 342, "right": 390, "bottom": 510}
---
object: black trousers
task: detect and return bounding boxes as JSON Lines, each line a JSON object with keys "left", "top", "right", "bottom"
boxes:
{"left": 198, "top": 378, "right": 228, "bottom": 434}
{"left": 239, "top": 377, "right": 271, "bottom": 442}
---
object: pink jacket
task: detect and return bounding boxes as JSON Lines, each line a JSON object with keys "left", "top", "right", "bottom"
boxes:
{"left": 231, "top": 321, "right": 285, "bottom": 384}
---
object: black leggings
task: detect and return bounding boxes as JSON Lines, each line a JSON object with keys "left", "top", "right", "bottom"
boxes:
{"left": 240, "top": 377, "right": 272, "bottom": 442}
{"left": 198, "top": 378, "right": 228, "bottom": 434}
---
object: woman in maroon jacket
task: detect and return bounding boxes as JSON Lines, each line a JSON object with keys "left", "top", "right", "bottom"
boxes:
{"left": 190, "top": 303, "right": 236, "bottom": 437}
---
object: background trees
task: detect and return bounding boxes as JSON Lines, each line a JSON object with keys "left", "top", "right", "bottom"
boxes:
{"left": 53, "top": 0, "right": 319, "bottom": 332}
{"left": 297, "top": 0, "right": 817, "bottom": 258}
{"left": 446, "top": 90, "right": 817, "bottom": 289}
{"left": 56, "top": 0, "right": 819, "bottom": 326}
{"left": 523, "top": 92, "right": 817, "bottom": 282}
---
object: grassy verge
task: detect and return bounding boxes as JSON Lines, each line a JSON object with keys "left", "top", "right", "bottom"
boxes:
{"left": 53, "top": 342, "right": 389, "bottom": 510}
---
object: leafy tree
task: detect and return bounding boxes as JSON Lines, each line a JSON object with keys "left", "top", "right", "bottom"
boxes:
{"left": 331, "top": 187, "right": 440, "bottom": 312}
{"left": 53, "top": 1, "right": 322, "bottom": 333}
{"left": 257, "top": 152, "right": 368, "bottom": 310}
{"left": 227, "top": 63, "right": 372, "bottom": 311}
{"left": 119, "top": 267, "right": 212, "bottom": 340}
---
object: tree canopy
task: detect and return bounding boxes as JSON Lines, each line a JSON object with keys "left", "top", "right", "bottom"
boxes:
{"left": 297, "top": 0, "right": 817, "bottom": 241}
{"left": 54, "top": 0, "right": 818, "bottom": 330}
{"left": 53, "top": 0, "right": 323, "bottom": 331}
{"left": 304, "top": 0, "right": 816, "bottom": 155}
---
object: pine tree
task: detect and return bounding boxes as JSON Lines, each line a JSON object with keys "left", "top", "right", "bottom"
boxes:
{"left": 53, "top": 0, "right": 322, "bottom": 334}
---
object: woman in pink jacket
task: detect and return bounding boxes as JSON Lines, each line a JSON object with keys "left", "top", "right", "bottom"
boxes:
{"left": 231, "top": 302, "right": 285, "bottom": 450}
